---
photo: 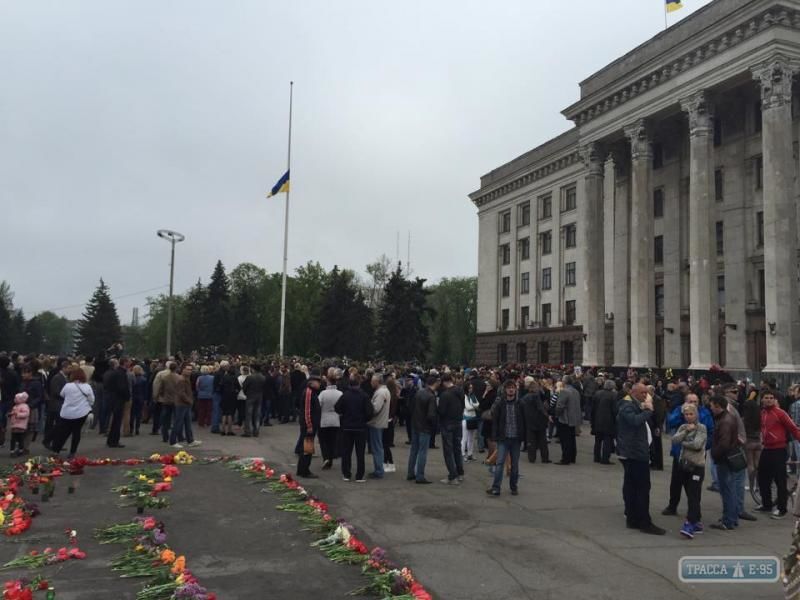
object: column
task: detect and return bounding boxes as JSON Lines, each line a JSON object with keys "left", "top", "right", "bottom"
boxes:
{"left": 624, "top": 119, "right": 656, "bottom": 368}
{"left": 662, "top": 181, "right": 682, "bottom": 367}
{"left": 603, "top": 154, "right": 616, "bottom": 319}
{"left": 613, "top": 154, "right": 630, "bottom": 366}
{"left": 580, "top": 142, "right": 605, "bottom": 366}
{"left": 680, "top": 91, "right": 718, "bottom": 370}
{"left": 753, "top": 56, "right": 800, "bottom": 372}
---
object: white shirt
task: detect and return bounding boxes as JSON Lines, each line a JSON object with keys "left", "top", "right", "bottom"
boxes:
{"left": 60, "top": 382, "right": 94, "bottom": 419}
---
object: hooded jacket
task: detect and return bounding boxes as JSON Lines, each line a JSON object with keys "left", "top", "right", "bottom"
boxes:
{"left": 761, "top": 403, "right": 800, "bottom": 450}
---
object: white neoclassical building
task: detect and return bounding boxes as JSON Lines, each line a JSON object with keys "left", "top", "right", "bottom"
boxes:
{"left": 470, "top": 0, "right": 800, "bottom": 377}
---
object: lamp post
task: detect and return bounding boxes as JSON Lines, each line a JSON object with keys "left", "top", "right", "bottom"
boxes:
{"left": 157, "top": 229, "right": 185, "bottom": 357}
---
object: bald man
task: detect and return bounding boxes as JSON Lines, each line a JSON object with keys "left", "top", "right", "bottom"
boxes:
{"left": 617, "top": 383, "right": 665, "bottom": 535}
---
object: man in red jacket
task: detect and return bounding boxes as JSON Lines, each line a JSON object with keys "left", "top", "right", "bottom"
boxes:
{"left": 757, "top": 389, "right": 800, "bottom": 519}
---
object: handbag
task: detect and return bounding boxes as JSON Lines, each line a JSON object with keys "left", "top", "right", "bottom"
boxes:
{"left": 725, "top": 446, "right": 747, "bottom": 472}
{"left": 303, "top": 436, "right": 315, "bottom": 456}
{"left": 466, "top": 418, "right": 479, "bottom": 431}
{"left": 678, "top": 456, "right": 696, "bottom": 473}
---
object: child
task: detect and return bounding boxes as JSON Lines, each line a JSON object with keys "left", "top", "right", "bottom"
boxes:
{"left": 9, "top": 393, "right": 30, "bottom": 457}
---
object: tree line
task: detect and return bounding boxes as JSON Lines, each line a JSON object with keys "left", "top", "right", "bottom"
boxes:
{"left": 0, "top": 257, "right": 477, "bottom": 364}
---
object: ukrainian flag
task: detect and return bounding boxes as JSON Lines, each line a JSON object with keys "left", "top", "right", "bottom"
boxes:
{"left": 267, "top": 170, "right": 290, "bottom": 197}
{"left": 666, "top": 0, "right": 683, "bottom": 12}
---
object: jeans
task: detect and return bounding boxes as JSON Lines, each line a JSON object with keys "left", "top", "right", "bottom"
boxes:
{"left": 244, "top": 398, "right": 261, "bottom": 435}
{"left": 709, "top": 458, "right": 719, "bottom": 488}
{"left": 131, "top": 399, "right": 143, "bottom": 434}
{"left": 733, "top": 465, "right": 746, "bottom": 516}
{"left": 261, "top": 398, "right": 272, "bottom": 425}
{"left": 440, "top": 422, "right": 464, "bottom": 480}
{"left": 340, "top": 430, "right": 366, "bottom": 480}
{"left": 161, "top": 404, "right": 174, "bottom": 443}
{"left": 407, "top": 430, "right": 430, "bottom": 481}
{"left": 716, "top": 462, "right": 739, "bottom": 528}
{"left": 368, "top": 426, "right": 384, "bottom": 477}
{"left": 170, "top": 405, "right": 194, "bottom": 445}
{"left": 621, "top": 458, "right": 652, "bottom": 528}
{"left": 211, "top": 393, "right": 222, "bottom": 432}
{"left": 491, "top": 438, "right": 521, "bottom": 492}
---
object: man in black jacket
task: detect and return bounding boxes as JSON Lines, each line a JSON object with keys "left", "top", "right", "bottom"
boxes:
{"left": 592, "top": 379, "right": 618, "bottom": 464}
{"left": 106, "top": 358, "right": 132, "bottom": 448}
{"left": 407, "top": 376, "right": 439, "bottom": 484}
{"left": 43, "top": 358, "right": 69, "bottom": 448}
{"left": 335, "top": 378, "right": 374, "bottom": 482}
{"left": 487, "top": 379, "right": 525, "bottom": 496}
{"left": 295, "top": 369, "right": 322, "bottom": 478}
{"left": 438, "top": 374, "right": 464, "bottom": 484}
{"left": 521, "top": 378, "right": 550, "bottom": 463}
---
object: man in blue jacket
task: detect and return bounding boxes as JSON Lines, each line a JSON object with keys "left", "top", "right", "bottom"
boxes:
{"left": 617, "top": 383, "right": 665, "bottom": 535}
{"left": 662, "top": 393, "right": 714, "bottom": 516}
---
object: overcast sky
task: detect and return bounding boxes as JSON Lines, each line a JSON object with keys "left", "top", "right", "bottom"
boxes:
{"left": 0, "top": 0, "right": 712, "bottom": 322}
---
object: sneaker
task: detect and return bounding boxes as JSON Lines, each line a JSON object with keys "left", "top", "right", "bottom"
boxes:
{"left": 342, "top": 477, "right": 350, "bottom": 482}
{"left": 679, "top": 521, "right": 695, "bottom": 539}
{"left": 772, "top": 509, "right": 788, "bottom": 520}
{"left": 457, "top": 476, "right": 464, "bottom": 482}
{"left": 640, "top": 523, "right": 666, "bottom": 535}
{"left": 710, "top": 521, "right": 732, "bottom": 531}
{"left": 511, "top": 489, "right": 519, "bottom": 496}
{"left": 486, "top": 488, "right": 500, "bottom": 496}
{"left": 415, "top": 479, "right": 432, "bottom": 484}
{"left": 171, "top": 443, "right": 184, "bottom": 449}
{"left": 694, "top": 522, "right": 704, "bottom": 534}
{"left": 661, "top": 506, "right": 677, "bottom": 516}
{"left": 755, "top": 506, "right": 773, "bottom": 513}
{"left": 384, "top": 463, "right": 396, "bottom": 473}
{"left": 738, "top": 511, "right": 757, "bottom": 522}
{"left": 706, "top": 485, "right": 719, "bottom": 493}
{"left": 440, "top": 478, "right": 456, "bottom": 485}
{"left": 188, "top": 440, "right": 202, "bottom": 447}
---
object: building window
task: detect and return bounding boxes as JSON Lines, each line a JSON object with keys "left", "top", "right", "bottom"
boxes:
{"left": 655, "top": 284, "right": 664, "bottom": 317}
{"left": 519, "top": 202, "right": 530, "bottom": 227}
{"left": 755, "top": 156, "right": 763, "bottom": 190}
{"left": 541, "top": 303, "right": 551, "bottom": 328}
{"left": 754, "top": 101, "right": 762, "bottom": 133}
{"left": 538, "top": 341, "right": 549, "bottom": 364}
{"left": 652, "top": 143, "right": 663, "bottom": 169}
{"left": 565, "top": 223, "right": 577, "bottom": 248}
{"left": 541, "top": 267, "right": 552, "bottom": 291}
{"left": 539, "top": 194, "right": 552, "bottom": 220}
{"left": 519, "top": 237, "right": 530, "bottom": 260}
{"left": 756, "top": 211, "right": 764, "bottom": 248}
{"left": 562, "top": 185, "right": 577, "bottom": 212}
{"left": 520, "top": 272, "right": 530, "bottom": 295}
{"left": 654, "top": 235, "right": 664, "bottom": 265}
{"left": 565, "top": 300, "right": 576, "bottom": 325}
{"left": 716, "top": 221, "right": 724, "bottom": 256}
{"left": 565, "top": 262, "right": 576, "bottom": 286}
{"left": 758, "top": 269, "right": 765, "bottom": 307}
{"left": 501, "top": 309, "right": 509, "bottom": 330}
{"left": 561, "top": 340, "right": 574, "bottom": 364}
{"left": 540, "top": 231, "right": 552, "bottom": 255}
{"left": 499, "top": 210, "right": 511, "bottom": 233}
{"left": 653, "top": 188, "right": 664, "bottom": 219}
{"left": 497, "top": 343, "right": 508, "bottom": 363}
{"left": 500, "top": 244, "right": 510, "bottom": 265}
{"left": 521, "top": 306, "right": 529, "bottom": 327}
{"left": 715, "top": 168, "right": 724, "bottom": 202}
{"left": 713, "top": 117, "right": 722, "bottom": 147}
{"left": 717, "top": 275, "right": 725, "bottom": 310}
{"left": 516, "top": 342, "right": 527, "bottom": 363}
{"left": 501, "top": 276, "right": 510, "bottom": 297}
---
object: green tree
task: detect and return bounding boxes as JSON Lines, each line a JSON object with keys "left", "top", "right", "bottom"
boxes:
{"left": 427, "top": 277, "right": 477, "bottom": 365}
{"left": 284, "top": 261, "right": 329, "bottom": 356}
{"left": 0, "top": 281, "right": 13, "bottom": 349}
{"left": 23, "top": 316, "right": 44, "bottom": 354}
{"left": 75, "top": 279, "right": 122, "bottom": 357}
{"left": 229, "top": 263, "right": 267, "bottom": 354}
{"left": 317, "top": 267, "right": 374, "bottom": 359}
{"left": 178, "top": 280, "right": 208, "bottom": 353}
{"left": 141, "top": 294, "right": 186, "bottom": 357}
{"left": 35, "top": 311, "right": 72, "bottom": 355}
{"left": 203, "top": 260, "right": 231, "bottom": 349}
{"left": 377, "top": 266, "right": 432, "bottom": 361}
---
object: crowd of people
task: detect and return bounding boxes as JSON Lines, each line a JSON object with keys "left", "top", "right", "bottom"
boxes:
{"left": 1, "top": 348, "right": 799, "bottom": 541}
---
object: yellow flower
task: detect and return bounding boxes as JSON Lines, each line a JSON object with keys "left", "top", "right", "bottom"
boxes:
{"left": 163, "top": 476, "right": 172, "bottom": 483}
{"left": 135, "top": 544, "right": 144, "bottom": 552}
{"left": 138, "top": 474, "right": 147, "bottom": 481}
{"left": 0, "top": 512, "right": 5, "bottom": 526}
{"left": 147, "top": 479, "right": 155, "bottom": 485}
{"left": 175, "top": 573, "right": 185, "bottom": 584}
{"left": 149, "top": 453, "right": 161, "bottom": 461}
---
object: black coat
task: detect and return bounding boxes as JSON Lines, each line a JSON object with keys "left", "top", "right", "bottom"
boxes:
{"left": 410, "top": 387, "right": 438, "bottom": 434}
{"left": 491, "top": 397, "right": 526, "bottom": 442}
{"left": 591, "top": 389, "right": 617, "bottom": 435}
{"left": 299, "top": 386, "right": 321, "bottom": 435}
{"left": 335, "top": 388, "right": 373, "bottom": 431}
{"left": 521, "top": 391, "right": 549, "bottom": 432}
{"left": 437, "top": 386, "right": 464, "bottom": 425}
{"left": 106, "top": 367, "right": 131, "bottom": 407}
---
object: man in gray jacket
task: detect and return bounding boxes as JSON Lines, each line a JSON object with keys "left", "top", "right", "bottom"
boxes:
{"left": 555, "top": 375, "right": 582, "bottom": 465}
{"left": 368, "top": 374, "right": 391, "bottom": 479}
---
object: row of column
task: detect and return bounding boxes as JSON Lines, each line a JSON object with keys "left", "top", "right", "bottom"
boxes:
{"left": 580, "top": 53, "right": 800, "bottom": 372}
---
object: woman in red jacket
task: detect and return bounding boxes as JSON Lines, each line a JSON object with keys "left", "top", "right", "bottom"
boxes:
{"left": 757, "top": 390, "right": 800, "bottom": 519}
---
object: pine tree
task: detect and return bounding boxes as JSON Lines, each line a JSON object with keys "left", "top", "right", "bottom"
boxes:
{"left": 180, "top": 280, "right": 208, "bottom": 352}
{"left": 0, "top": 281, "right": 12, "bottom": 349}
{"left": 317, "top": 267, "right": 373, "bottom": 358}
{"left": 75, "top": 279, "right": 122, "bottom": 357}
{"left": 203, "top": 260, "right": 231, "bottom": 349}
{"left": 377, "top": 266, "right": 432, "bottom": 361}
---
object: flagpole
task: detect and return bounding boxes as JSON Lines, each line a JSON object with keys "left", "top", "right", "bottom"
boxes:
{"left": 664, "top": 4, "right": 668, "bottom": 30}
{"left": 279, "top": 81, "right": 293, "bottom": 357}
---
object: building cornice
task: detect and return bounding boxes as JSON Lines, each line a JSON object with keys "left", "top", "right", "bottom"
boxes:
{"left": 469, "top": 151, "right": 581, "bottom": 208}
{"left": 562, "top": 6, "right": 799, "bottom": 127}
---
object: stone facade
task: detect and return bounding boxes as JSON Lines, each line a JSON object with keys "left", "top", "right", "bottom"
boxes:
{"left": 469, "top": 0, "right": 800, "bottom": 374}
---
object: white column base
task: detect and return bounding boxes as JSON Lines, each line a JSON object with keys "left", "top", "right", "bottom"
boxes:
{"left": 689, "top": 363, "right": 714, "bottom": 371}
{"left": 762, "top": 364, "right": 800, "bottom": 374}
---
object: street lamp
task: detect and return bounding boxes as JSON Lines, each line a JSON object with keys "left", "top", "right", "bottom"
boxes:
{"left": 157, "top": 229, "right": 185, "bottom": 358}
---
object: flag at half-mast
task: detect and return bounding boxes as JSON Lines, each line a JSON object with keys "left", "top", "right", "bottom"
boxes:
{"left": 267, "top": 170, "right": 290, "bottom": 197}
{"left": 666, "top": 0, "right": 683, "bottom": 12}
